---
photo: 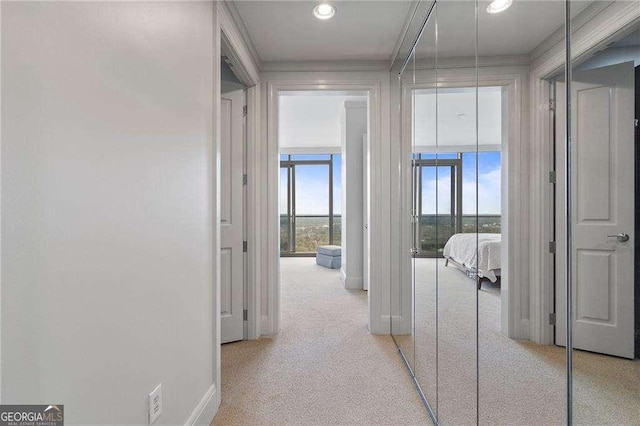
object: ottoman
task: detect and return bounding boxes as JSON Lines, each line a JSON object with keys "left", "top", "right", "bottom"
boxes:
{"left": 316, "top": 245, "right": 342, "bottom": 269}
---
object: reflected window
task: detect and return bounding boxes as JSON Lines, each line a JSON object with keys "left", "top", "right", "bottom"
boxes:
{"left": 414, "top": 151, "right": 501, "bottom": 256}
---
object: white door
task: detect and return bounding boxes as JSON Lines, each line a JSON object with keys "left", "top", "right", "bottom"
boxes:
{"left": 555, "top": 62, "right": 635, "bottom": 359}
{"left": 362, "top": 133, "right": 369, "bottom": 291}
{"left": 220, "top": 89, "right": 245, "bottom": 344}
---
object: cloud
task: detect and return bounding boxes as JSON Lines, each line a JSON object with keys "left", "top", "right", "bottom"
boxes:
{"left": 421, "top": 166, "right": 501, "bottom": 215}
{"left": 280, "top": 175, "right": 332, "bottom": 215}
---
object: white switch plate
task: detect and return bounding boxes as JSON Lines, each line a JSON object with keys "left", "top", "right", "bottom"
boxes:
{"left": 148, "top": 384, "right": 163, "bottom": 424}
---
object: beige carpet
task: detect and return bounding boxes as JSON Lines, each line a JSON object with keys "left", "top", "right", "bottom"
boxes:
{"left": 212, "top": 258, "right": 428, "bottom": 426}
{"left": 395, "top": 258, "right": 640, "bottom": 426}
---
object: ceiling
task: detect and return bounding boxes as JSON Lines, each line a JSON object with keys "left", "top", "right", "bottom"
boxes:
{"left": 279, "top": 92, "right": 367, "bottom": 150}
{"left": 415, "top": 0, "right": 593, "bottom": 58}
{"left": 233, "top": 1, "right": 413, "bottom": 62}
{"left": 414, "top": 87, "right": 503, "bottom": 152}
{"left": 233, "top": 0, "right": 597, "bottom": 64}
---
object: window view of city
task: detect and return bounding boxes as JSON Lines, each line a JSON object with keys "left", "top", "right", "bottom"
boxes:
{"left": 418, "top": 214, "right": 501, "bottom": 257}
{"left": 279, "top": 151, "right": 501, "bottom": 257}
{"left": 280, "top": 215, "right": 342, "bottom": 253}
{"left": 280, "top": 154, "right": 342, "bottom": 255}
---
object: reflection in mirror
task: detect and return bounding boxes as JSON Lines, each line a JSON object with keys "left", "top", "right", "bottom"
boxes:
{"left": 566, "top": 6, "right": 640, "bottom": 423}
{"left": 477, "top": 0, "right": 568, "bottom": 424}
{"left": 391, "top": 1, "right": 437, "bottom": 73}
{"left": 392, "top": 51, "right": 416, "bottom": 375}
{"left": 412, "top": 11, "right": 438, "bottom": 418}
{"left": 431, "top": 1, "right": 478, "bottom": 424}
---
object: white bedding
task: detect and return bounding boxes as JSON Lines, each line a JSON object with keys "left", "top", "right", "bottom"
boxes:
{"left": 443, "top": 233, "right": 502, "bottom": 282}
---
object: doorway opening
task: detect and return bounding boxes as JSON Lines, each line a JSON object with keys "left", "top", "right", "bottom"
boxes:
{"left": 552, "top": 27, "right": 640, "bottom": 361}
{"left": 220, "top": 49, "right": 248, "bottom": 345}
{"left": 277, "top": 90, "right": 370, "bottom": 329}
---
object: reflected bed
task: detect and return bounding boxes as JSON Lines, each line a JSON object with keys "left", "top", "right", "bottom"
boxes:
{"left": 443, "top": 233, "right": 502, "bottom": 289}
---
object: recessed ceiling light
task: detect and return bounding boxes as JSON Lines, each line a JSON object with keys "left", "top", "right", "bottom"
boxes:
{"left": 313, "top": 3, "right": 336, "bottom": 20}
{"left": 487, "top": 0, "right": 513, "bottom": 14}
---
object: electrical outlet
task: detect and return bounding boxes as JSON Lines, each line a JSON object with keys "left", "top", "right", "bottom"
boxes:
{"left": 148, "top": 384, "right": 163, "bottom": 425}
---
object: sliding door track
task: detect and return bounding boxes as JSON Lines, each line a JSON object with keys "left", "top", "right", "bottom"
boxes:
{"left": 395, "top": 345, "right": 439, "bottom": 426}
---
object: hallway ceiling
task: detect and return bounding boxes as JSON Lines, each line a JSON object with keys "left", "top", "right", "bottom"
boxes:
{"left": 233, "top": 1, "right": 413, "bottom": 62}
{"left": 233, "top": 0, "right": 595, "bottom": 64}
{"left": 413, "top": 0, "right": 593, "bottom": 58}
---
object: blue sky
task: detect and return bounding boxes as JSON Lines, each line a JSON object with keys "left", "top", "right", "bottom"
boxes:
{"left": 280, "top": 155, "right": 342, "bottom": 215}
{"left": 281, "top": 152, "right": 501, "bottom": 216}
{"left": 419, "top": 152, "right": 501, "bottom": 215}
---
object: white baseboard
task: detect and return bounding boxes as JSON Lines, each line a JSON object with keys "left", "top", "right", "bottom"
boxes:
{"left": 370, "top": 314, "right": 391, "bottom": 335}
{"left": 184, "top": 384, "right": 219, "bottom": 426}
{"left": 260, "top": 315, "right": 274, "bottom": 336}
{"left": 340, "top": 269, "right": 364, "bottom": 290}
{"left": 390, "top": 314, "right": 411, "bottom": 335}
{"left": 519, "top": 319, "right": 530, "bottom": 340}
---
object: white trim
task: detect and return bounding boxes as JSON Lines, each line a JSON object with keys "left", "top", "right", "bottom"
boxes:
{"left": 280, "top": 147, "right": 341, "bottom": 155}
{"left": 223, "top": 1, "right": 262, "bottom": 71}
{"left": 398, "top": 68, "right": 528, "bottom": 339}
{"left": 184, "top": 385, "right": 220, "bottom": 426}
{"left": 413, "top": 144, "right": 502, "bottom": 153}
{"left": 260, "top": 60, "right": 391, "bottom": 73}
{"left": 528, "top": 0, "right": 640, "bottom": 345}
{"left": 245, "top": 85, "right": 261, "bottom": 340}
{"left": 340, "top": 269, "right": 364, "bottom": 290}
{"left": 261, "top": 72, "right": 391, "bottom": 335}
{"left": 389, "top": 0, "right": 421, "bottom": 70}
{"left": 219, "top": 2, "right": 260, "bottom": 87}
{"left": 218, "top": 3, "right": 262, "bottom": 341}
{"left": 415, "top": 55, "right": 530, "bottom": 70}
{"left": 212, "top": 2, "right": 222, "bottom": 421}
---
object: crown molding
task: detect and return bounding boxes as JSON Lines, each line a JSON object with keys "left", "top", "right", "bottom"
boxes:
{"left": 223, "top": 1, "right": 262, "bottom": 69}
{"left": 389, "top": 1, "right": 421, "bottom": 70}
{"left": 529, "top": 1, "right": 611, "bottom": 64}
{"left": 259, "top": 60, "right": 391, "bottom": 73}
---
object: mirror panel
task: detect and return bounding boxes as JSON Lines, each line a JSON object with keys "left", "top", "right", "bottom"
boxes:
{"left": 431, "top": 1, "right": 479, "bottom": 424}
{"left": 568, "top": 2, "right": 640, "bottom": 424}
{"left": 412, "top": 10, "right": 439, "bottom": 416}
{"left": 392, "top": 50, "right": 417, "bottom": 374}
{"left": 476, "top": 1, "right": 568, "bottom": 424}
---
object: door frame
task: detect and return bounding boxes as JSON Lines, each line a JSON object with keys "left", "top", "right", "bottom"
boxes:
{"left": 528, "top": 2, "right": 640, "bottom": 346}
{"left": 261, "top": 78, "right": 387, "bottom": 335}
{"left": 219, "top": 3, "right": 261, "bottom": 344}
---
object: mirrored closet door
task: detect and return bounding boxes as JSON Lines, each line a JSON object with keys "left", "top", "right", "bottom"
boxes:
{"left": 392, "top": 0, "right": 573, "bottom": 424}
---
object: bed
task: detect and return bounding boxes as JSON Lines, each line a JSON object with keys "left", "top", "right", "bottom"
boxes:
{"left": 443, "top": 233, "right": 502, "bottom": 289}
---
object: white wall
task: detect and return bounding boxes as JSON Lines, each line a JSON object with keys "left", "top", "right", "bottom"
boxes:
{"left": 279, "top": 94, "right": 367, "bottom": 153}
{"left": 1, "top": 2, "right": 218, "bottom": 424}
{"left": 341, "top": 101, "right": 367, "bottom": 290}
{"left": 413, "top": 87, "right": 503, "bottom": 152}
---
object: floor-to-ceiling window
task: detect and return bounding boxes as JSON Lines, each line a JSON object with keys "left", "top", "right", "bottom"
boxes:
{"left": 280, "top": 154, "right": 342, "bottom": 255}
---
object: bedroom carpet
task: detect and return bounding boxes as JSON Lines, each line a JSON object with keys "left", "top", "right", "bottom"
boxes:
{"left": 394, "top": 258, "right": 640, "bottom": 426}
{"left": 211, "top": 258, "right": 428, "bottom": 426}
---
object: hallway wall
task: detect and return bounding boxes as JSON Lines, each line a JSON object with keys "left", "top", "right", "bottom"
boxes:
{"left": 1, "top": 2, "right": 218, "bottom": 424}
